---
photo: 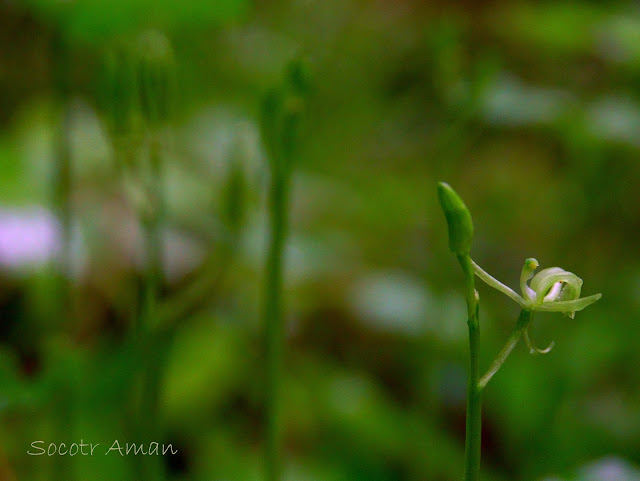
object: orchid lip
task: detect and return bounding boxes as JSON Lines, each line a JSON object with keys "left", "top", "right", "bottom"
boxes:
{"left": 543, "top": 282, "right": 563, "bottom": 302}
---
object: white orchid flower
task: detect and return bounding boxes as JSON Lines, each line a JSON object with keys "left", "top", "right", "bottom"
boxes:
{"left": 472, "top": 258, "right": 601, "bottom": 317}
{"left": 471, "top": 258, "right": 602, "bottom": 353}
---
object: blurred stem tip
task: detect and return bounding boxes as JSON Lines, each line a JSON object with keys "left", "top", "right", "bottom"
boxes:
{"left": 262, "top": 59, "right": 309, "bottom": 481}
{"left": 137, "top": 29, "right": 175, "bottom": 127}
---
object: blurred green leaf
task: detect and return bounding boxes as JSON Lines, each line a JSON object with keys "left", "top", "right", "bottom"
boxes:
{"left": 26, "top": 0, "right": 250, "bottom": 42}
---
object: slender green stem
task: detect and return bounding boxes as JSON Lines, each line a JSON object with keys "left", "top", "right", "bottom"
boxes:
{"left": 478, "top": 310, "right": 532, "bottom": 390}
{"left": 262, "top": 62, "right": 305, "bottom": 481}
{"left": 264, "top": 162, "right": 290, "bottom": 481}
{"left": 456, "top": 254, "right": 481, "bottom": 481}
{"left": 136, "top": 133, "right": 165, "bottom": 481}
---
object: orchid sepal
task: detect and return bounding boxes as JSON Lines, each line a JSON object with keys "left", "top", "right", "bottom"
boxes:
{"left": 471, "top": 260, "right": 525, "bottom": 307}
{"left": 534, "top": 293, "right": 602, "bottom": 317}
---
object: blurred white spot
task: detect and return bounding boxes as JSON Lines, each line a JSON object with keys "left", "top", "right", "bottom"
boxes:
{"left": 587, "top": 95, "right": 640, "bottom": 146}
{"left": 69, "top": 99, "right": 112, "bottom": 174}
{"left": 121, "top": 219, "right": 206, "bottom": 282}
{"left": 349, "top": 272, "right": 466, "bottom": 341}
{"left": 243, "top": 205, "right": 356, "bottom": 285}
{"left": 578, "top": 457, "right": 640, "bottom": 481}
{"left": 482, "top": 74, "right": 571, "bottom": 126}
{"left": 350, "top": 273, "right": 428, "bottom": 335}
{"left": 162, "top": 229, "right": 207, "bottom": 282}
{"left": 182, "top": 105, "right": 265, "bottom": 182}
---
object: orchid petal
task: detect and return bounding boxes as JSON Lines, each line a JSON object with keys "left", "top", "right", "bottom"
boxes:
{"left": 529, "top": 267, "right": 582, "bottom": 307}
{"left": 543, "top": 282, "right": 563, "bottom": 302}
{"left": 520, "top": 258, "right": 539, "bottom": 303}
{"left": 471, "top": 259, "right": 526, "bottom": 307}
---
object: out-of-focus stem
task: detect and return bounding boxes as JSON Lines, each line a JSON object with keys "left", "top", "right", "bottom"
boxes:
{"left": 136, "top": 132, "right": 165, "bottom": 481}
{"left": 264, "top": 158, "right": 290, "bottom": 481}
{"left": 141, "top": 134, "right": 164, "bottom": 334}
{"left": 262, "top": 61, "right": 305, "bottom": 481}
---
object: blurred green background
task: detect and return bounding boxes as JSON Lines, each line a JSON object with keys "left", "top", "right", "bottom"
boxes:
{"left": 1, "top": 1, "right": 639, "bottom": 480}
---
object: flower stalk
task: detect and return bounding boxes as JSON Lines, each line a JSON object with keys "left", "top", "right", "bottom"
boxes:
{"left": 457, "top": 253, "right": 482, "bottom": 481}
{"left": 133, "top": 30, "right": 174, "bottom": 481}
{"left": 437, "top": 182, "right": 482, "bottom": 481}
{"left": 437, "top": 182, "right": 601, "bottom": 481}
{"left": 477, "top": 309, "right": 532, "bottom": 390}
{"left": 262, "top": 60, "right": 309, "bottom": 481}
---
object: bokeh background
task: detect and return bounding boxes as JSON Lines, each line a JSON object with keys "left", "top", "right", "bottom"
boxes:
{"left": 1, "top": 1, "right": 640, "bottom": 480}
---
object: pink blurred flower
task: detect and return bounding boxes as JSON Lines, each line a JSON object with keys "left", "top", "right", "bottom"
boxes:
{"left": 0, "top": 206, "right": 60, "bottom": 271}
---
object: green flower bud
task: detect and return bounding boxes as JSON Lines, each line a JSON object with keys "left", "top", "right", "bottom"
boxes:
{"left": 136, "top": 30, "right": 174, "bottom": 127}
{"left": 285, "top": 59, "right": 312, "bottom": 98}
{"left": 437, "top": 182, "right": 474, "bottom": 255}
{"left": 260, "top": 59, "right": 311, "bottom": 176}
{"left": 101, "top": 44, "right": 139, "bottom": 137}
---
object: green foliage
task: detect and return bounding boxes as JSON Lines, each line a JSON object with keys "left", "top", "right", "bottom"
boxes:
{"left": 0, "top": 1, "right": 638, "bottom": 481}
{"left": 25, "top": 0, "right": 249, "bottom": 42}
